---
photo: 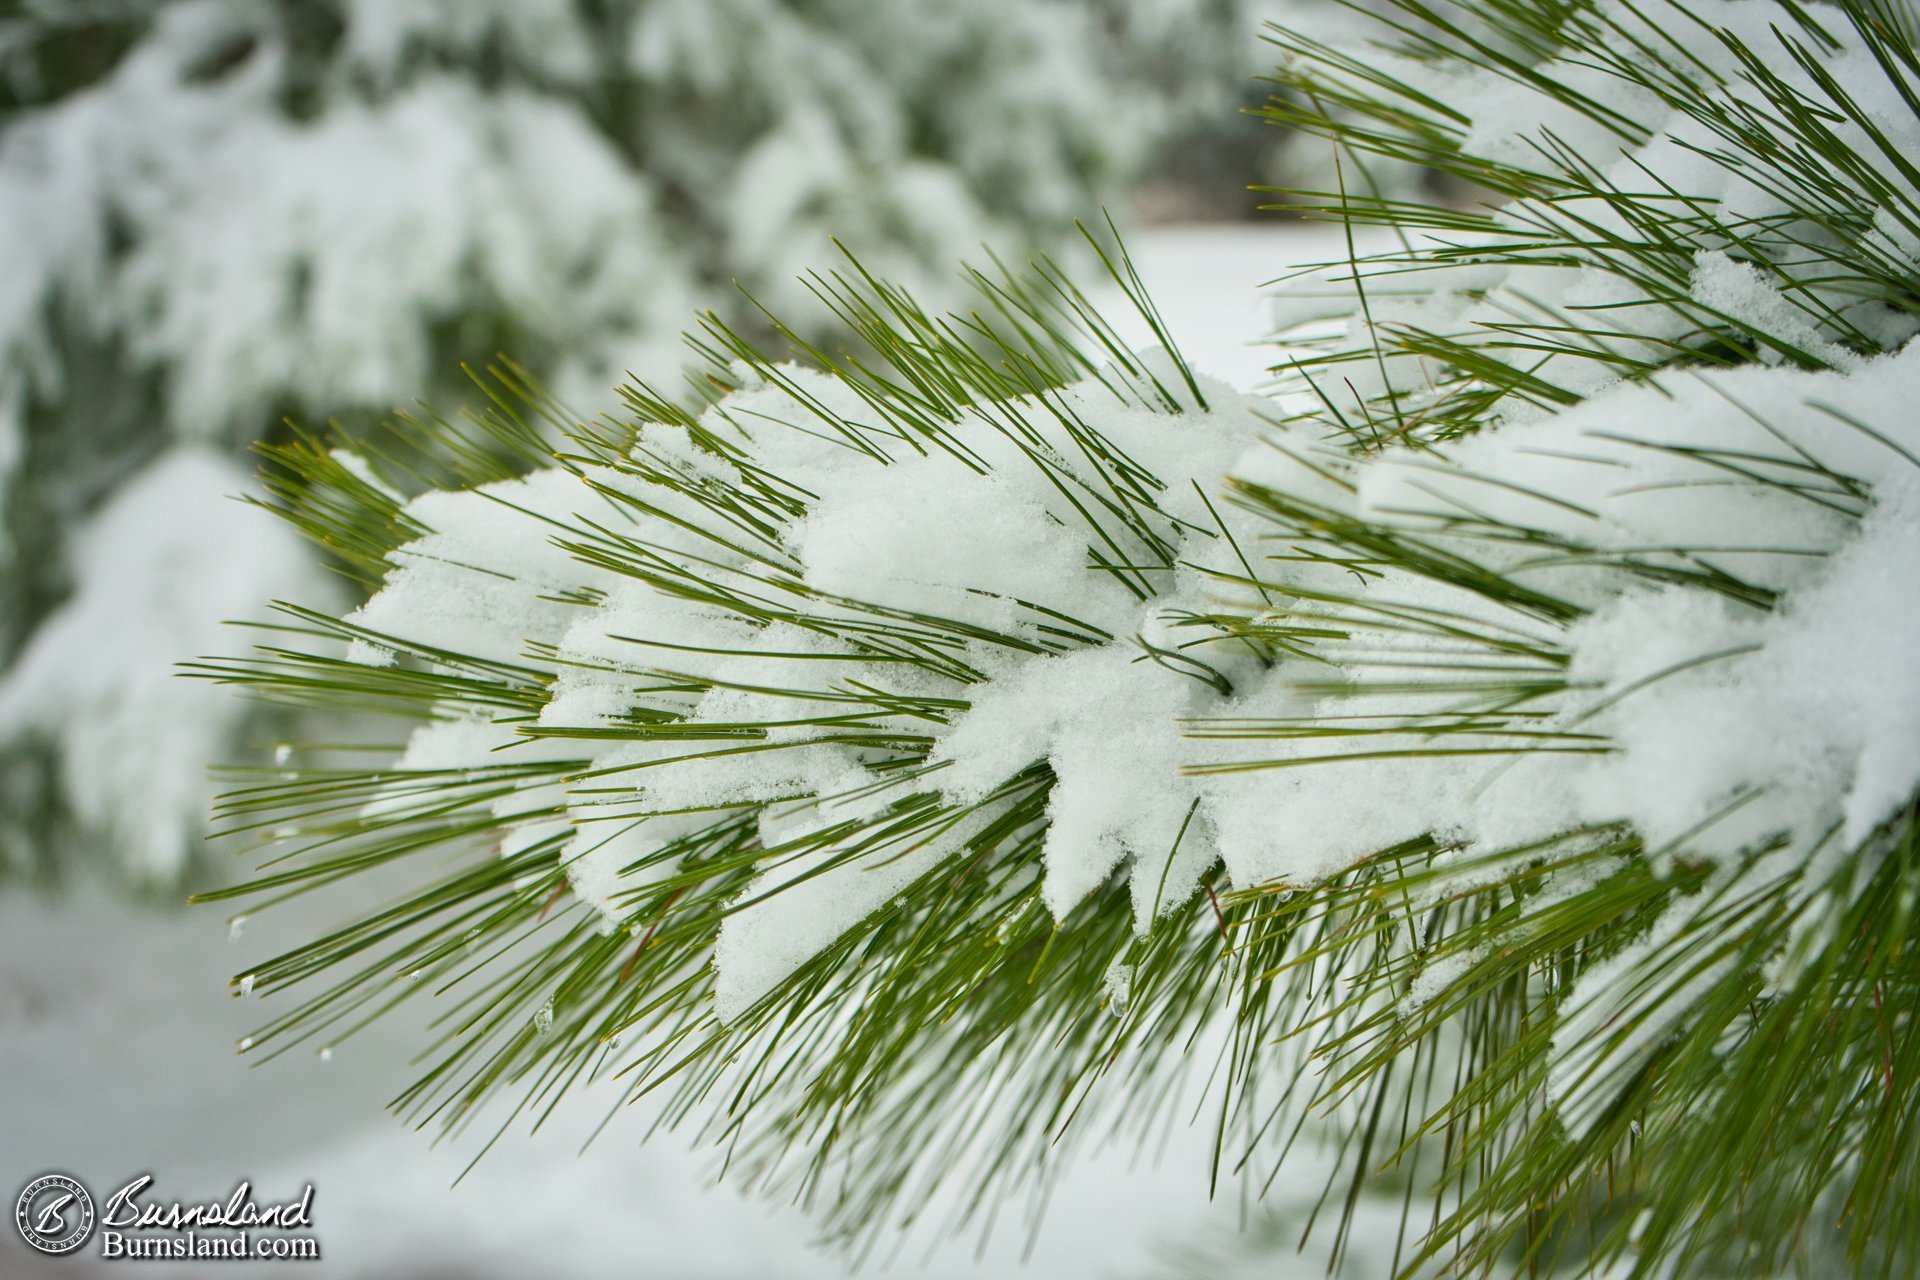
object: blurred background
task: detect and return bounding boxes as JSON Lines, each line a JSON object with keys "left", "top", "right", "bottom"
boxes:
{"left": 0, "top": 2, "right": 1418, "bottom": 1276}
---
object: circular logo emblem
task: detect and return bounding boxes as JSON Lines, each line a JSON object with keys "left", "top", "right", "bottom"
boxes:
{"left": 15, "top": 1174, "right": 96, "bottom": 1255}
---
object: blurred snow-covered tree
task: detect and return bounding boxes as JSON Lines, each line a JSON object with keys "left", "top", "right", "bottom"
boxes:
{"left": 0, "top": 0, "right": 1276, "bottom": 884}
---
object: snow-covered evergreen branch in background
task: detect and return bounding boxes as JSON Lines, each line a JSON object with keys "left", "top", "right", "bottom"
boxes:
{"left": 197, "top": 1, "right": 1920, "bottom": 1275}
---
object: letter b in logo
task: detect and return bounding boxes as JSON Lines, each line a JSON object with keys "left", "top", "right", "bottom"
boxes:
{"left": 15, "top": 1174, "right": 96, "bottom": 1255}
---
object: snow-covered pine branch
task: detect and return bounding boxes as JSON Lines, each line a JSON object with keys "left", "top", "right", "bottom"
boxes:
{"left": 200, "top": 2, "right": 1920, "bottom": 1273}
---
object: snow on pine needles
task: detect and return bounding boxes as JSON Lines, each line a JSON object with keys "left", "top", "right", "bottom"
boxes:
{"left": 286, "top": 295, "right": 1276, "bottom": 1022}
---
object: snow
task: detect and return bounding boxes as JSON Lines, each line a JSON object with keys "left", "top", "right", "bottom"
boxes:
{"left": 127, "top": 77, "right": 689, "bottom": 438}
{"left": 1353, "top": 347, "right": 1920, "bottom": 863}
{"left": 1194, "top": 0, "right": 1920, "bottom": 1145}
{"left": 0, "top": 5, "right": 673, "bottom": 449}
{"left": 1689, "top": 250, "right": 1856, "bottom": 370}
{"left": 1562, "top": 467, "right": 1920, "bottom": 856}
{"left": 340, "top": 0, "right": 595, "bottom": 86}
{"left": 713, "top": 816, "right": 960, "bottom": 1022}
{"left": 0, "top": 448, "right": 332, "bottom": 881}
{"left": 930, "top": 644, "right": 1216, "bottom": 927}
{"left": 1101, "top": 957, "right": 1134, "bottom": 1019}
{"left": 1189, "top": 349, "right": 1920, "bottom": 997}
{"left": 792, "top": 452, "right": 1107, "bottom": 630}
{"left": 345, "top": 469, "right": 605, "bottom": 669}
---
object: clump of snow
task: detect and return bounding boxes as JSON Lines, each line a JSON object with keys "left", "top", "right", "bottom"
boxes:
{"left": 712, "top": 817, "right": 972, "bottom": 1022}
{"left": 0, "top": 449, "right": 333, "bottom": 881}
{"left": 123, "top": 77, "right": 689, "bottom": 441}
{"left": 930, "top": 644, "right": 1219, "bottom": 928}
{"left": 1205, "top": 344, "right": 1920, "bottom": 897}
{"left": 0, "top": 3, "right": 682, "bottom": 458}
{"left": 1399, "top": 950, "right": 1478, "bottom": 1020}
{"left": 1689, "top": 250, "right": 1856, "bottom": 370}
{"left": 1101, "top": 958, "right": 1134, "bottom": 1020}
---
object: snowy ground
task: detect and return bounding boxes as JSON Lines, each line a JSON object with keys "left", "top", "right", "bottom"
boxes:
{"left": 0, "top": 222, "right": 1411, "bottom": 1280}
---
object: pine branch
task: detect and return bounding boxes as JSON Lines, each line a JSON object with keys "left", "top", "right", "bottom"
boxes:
{"left": 193, "top": 5, "right": 1920, "bottom": 1275}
